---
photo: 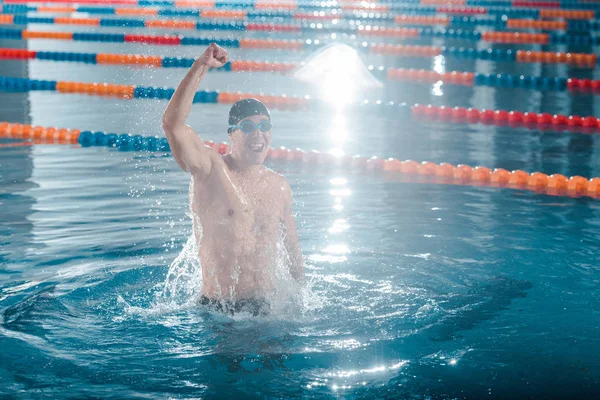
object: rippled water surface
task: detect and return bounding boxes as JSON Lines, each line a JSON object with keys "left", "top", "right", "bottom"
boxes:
{"left": 2, "top": 19, "right": 600, "bottom": 399}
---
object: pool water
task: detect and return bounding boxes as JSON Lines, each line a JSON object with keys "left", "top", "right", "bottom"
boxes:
{"left": 2, "top": 18, "right": 600, "bottom": 400}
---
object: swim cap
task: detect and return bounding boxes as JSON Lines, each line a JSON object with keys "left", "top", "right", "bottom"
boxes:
{"left": 228, "top": 98, "right": 271, "bottom": 133}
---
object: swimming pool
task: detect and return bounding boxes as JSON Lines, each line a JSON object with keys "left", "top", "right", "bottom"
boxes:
{"left": 2, "top": 4, "right": 600, "bottom": 399}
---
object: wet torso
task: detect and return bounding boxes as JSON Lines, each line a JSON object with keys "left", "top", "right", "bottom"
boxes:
{"left": 190, "top": 154, "right": 287, "bottom": 301}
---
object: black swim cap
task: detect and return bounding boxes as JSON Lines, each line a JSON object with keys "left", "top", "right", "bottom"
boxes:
{"left": 228, "top": 98, "right": 271, "bottom": 133}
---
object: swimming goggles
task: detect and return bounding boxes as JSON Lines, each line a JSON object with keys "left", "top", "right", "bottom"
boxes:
{"left": 228, "top": 120, "right": 272, "bottom": 134}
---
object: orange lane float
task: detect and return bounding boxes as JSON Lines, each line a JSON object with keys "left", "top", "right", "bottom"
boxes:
{"left": 174, "top": 0, "right": 215, "bottom": 7}
{"left": 55, "top": 80, "right": 135, "bottom": 98}
{"left": 515, "top": 50, "right": 597, "bottom": 67}
{"left": 481, "top": 31, "right": 549, "bottom": 44}
{"left": 539, "top": 9, "right": 595, "bottom": 20}
{"left": 379, "top": 161, "right": 595, "bottom": 198}
{"left": 200, "top": 10, "right": 247, "bottom": 19}
{"left": 115, "top": 7, "right": 158, "bottom": 15}
{"left": 145, "top": 19, "right": 196, "bottom": 29}
{"left": 0, "top": 15, "right": 14, "bottom": 25}
{"left": 506, "top": 19, "right": 566, "bottom": 30}
{"left": 21, "top": 30, "right": 73, "bottom": 40}
{"left": 95, "top": 53, "right": 163, "bottom": 67}
{"left": 0, "top": 122, "right": 80, "bottom": 144}
{"left": 38, "top": 6, "right": 77, "bottom": 12}
{"left": 54, "top": 17, "right": 101, "bottom": 26}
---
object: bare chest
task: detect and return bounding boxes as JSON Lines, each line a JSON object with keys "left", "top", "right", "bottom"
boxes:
{"left": 192, "top": 172, "right": 284, "bottom": 234}
{"left": 229, "top": 180, "right": 284, "bottom": 232}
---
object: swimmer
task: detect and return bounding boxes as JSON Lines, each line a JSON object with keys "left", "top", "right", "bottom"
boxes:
{"left": 162, "top": 43, "right": 305, "bottom": 310}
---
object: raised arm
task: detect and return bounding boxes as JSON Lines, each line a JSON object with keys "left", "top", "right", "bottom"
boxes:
{"left": 282, "top": 180, "right": 305, "bottom": 281}
{"left": 161, "top": 43, "right": 228, "bottom": 177}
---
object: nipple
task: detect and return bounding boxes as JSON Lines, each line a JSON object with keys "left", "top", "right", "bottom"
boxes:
{"left": 228, "top": 209, "right": 234, "bottom": 217}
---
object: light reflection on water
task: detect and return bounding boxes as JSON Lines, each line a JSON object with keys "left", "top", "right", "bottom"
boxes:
{"left": 1, "top": 144, "right": 561, "bottom": 397}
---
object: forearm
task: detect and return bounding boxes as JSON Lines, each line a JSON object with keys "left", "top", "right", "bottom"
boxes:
{"left": 162, "top": 60, "right": 209, "bottom": 132}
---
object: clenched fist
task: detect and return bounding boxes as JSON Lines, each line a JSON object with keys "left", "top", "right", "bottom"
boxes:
{"left": 199, "top": 43, "right": 228, "bottom": 68}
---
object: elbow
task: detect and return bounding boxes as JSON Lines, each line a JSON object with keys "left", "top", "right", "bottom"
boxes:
{"left": 161, "top": 115, "right": 174, "bottom": 135}
{"left": 162, "top": 115, "right": 181, "bottom": 141}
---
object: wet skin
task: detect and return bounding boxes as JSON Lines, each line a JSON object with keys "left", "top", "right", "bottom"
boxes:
{"left": 190, "top": 117, "right": 296, "bottom": 299}
{"left": 162, "top": 44, "right": 304, "bottom": 302}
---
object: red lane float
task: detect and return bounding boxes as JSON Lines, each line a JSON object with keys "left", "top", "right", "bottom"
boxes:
{"left": 410, "top": 104, "right": 600, "bottom": 134}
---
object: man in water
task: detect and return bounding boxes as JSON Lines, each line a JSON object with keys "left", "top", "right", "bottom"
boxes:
{"left": 162, "top": 43, "right": 304, "bottom": 314}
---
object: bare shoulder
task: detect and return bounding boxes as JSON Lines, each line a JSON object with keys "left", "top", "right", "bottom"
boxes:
{"left": 264, "top": 167, "right": 292, "bottom": 194}
{"left": 201, "top": 147, "right": 226, "bottom": 174}
{"left": 203, "top": 144, "right": 223, "bottom": 162}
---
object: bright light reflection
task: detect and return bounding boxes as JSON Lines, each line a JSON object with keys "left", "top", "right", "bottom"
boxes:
{"left": 329, "top": 188, "right": 351, "bottom": 197}
{"left": 390, "top": 361, "right": 409, "bottom": 370}
{"left": 328, "top": 360, "right": 409, "bottom": 380}
{"left": 432, "top": 81, "right": 443, "bottom": 96}
{"left": 333, "top": 204, "right": 344, "bottom": 211}
{"left": 322, "top": 244, "right": 349, "bottom": 254}
{"left": 292, "top": 43, "right": 382, "bottom": 108}
{"left": 433, "top": 54, "right": 445, "bottom": 74}
{"left": 328, "top": 219, "right": 350, "bottom": 233}
{"left": 328, "top": 114, "right": 347, "bottom": 143}
{"left": 329, "top": 177, "right": 347, "bottom": 185}
{"left": 449, "top": 359, "right": 457, "bottom": 365}
{"left": 331, "top": 338, "right": 361, "bottom": 350}
{"left": 329, "top": 148, "right": 345, "bottom": 157}
{"left": 308, "top": 254, "right": 347, "bottom": 263}
{"left": 329, "top": 130, "right": 346, "bottom": 142}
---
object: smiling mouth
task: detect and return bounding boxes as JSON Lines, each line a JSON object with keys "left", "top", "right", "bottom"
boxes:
{"left": 248, "top": 143, "right": 265, "bottom": 153}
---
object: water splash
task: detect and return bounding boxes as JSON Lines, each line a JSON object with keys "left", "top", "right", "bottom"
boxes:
{"left": 159, "top": 177, "right": 204, "bottom": 307}
{"left": 122, "top": 174, "right": 324, "bottom": 320}
{"left": 159, "top": 234, "right": 203, "bottom": 306}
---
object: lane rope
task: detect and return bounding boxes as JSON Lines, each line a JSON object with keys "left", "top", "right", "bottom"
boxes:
{"left": 2, "top": 26, "right": 600, "bottom": 60}
{"left": 4, "top": 0, "right": 600, "bottom": 16}
{"left": 1, "top": 120, "right": 598, "bottom": 198}
{"left": 2, "top": 16, "right": 598, "bottom": 45}
{"left": 2, "top": 49, "right": 599, "bottom": 94}
{"left": 7, "top": 3, "right": 600, "bottom": 33}
{"left": 5, "top": 6, "right": 600, "bottom": 32}
{"left": 3, "top": 49, "right": 600, "bottom": 96}
{"left": 4, "top": 75, "right": 600, "bottom": 131}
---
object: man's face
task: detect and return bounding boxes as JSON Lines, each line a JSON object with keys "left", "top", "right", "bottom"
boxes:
{"left": 230, "top": 114, "right": 272, "bottom": 165}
